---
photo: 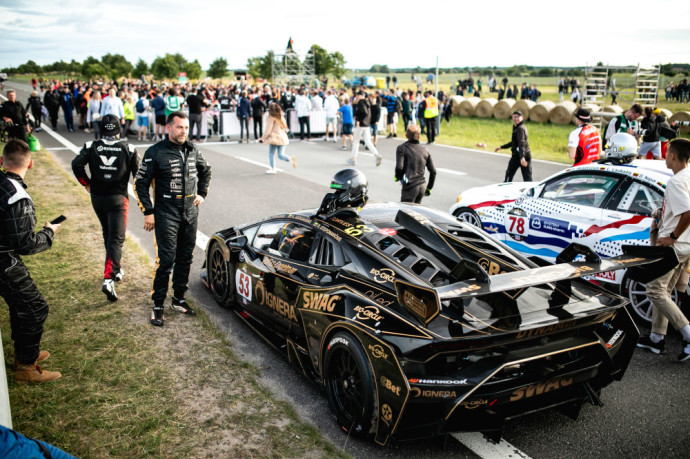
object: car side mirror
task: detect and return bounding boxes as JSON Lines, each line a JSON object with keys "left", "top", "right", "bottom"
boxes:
{"left": 229, "top": 234, "right": 248, "bottom": 248}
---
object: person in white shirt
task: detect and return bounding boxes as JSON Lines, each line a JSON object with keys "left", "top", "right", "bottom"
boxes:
{"left": 100, "top": 88, "right": 125, "bottom": 127}
{"left": 637, "top": 138, "right": 690, "bottom": 362}
{"left": 310, "top": 90, "right": 323, "bottom": 112}
{"left": 323, "top": 90, "right": 339, "bottom": 142}
{"left": 294, "top": 89, "right": 312, "bottom": 140}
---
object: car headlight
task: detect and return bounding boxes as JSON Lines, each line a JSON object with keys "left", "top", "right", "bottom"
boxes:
{"left": 456, "top": 195, "right": 462, "bottom": 203}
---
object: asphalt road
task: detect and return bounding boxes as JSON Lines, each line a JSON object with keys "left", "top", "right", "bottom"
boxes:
{"left": 5, "top": 80, "right": 688, "bottom": 458}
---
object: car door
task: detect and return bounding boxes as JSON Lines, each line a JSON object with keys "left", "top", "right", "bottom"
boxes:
{"left": 245, "top": 220, "right": 316, "bottom": 335}
{"left": 503, "top": 171, "right": 623, "bottom": 262}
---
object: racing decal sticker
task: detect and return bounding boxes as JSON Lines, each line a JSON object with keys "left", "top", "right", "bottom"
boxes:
{"left": 378, "top": 228, "right": 397, "bottom": 236}
{"left": 236, "top": 271, "right": 251, "bottom": 301}
{"left": 328, "top": 336, "right": 349, "bottom": 348}
{"left": 380, "top": 377, "right": 402, "bottom": 396}
{"left": 381, "top": 404, "right": 393, "bottom": 425}
{"left": 370, "top": 267, "right": 396, "bottom": 283}
{"left": 239, "top": 250, "right": 246, "bottom": 262}
{"left": 410, "top": 387, "right": 458, "bottom": 399}
{"left": 368, "top": 344, "right": 389, "bottom": 359}
{"left": 408, "top": 378, "right": 468, "bottom": 385}
{"left": 354, "top": 305, "right": 384, "bottom": 322}
{"left": 254, "top": 280, "right": 298, "bottom": 322}
{"left": 504, "top": 207, "right": 529, "bottom": 241}
{"left": 606, "top": 329, "right": 624, "bottom": 348}
{"left": 344, "top": 224, "right": 374, "bottom": 237}
{"left": 302, "top": 291, "right": 340, "bottom": 312}
{"left": 469, "top": 198, "right": 515, "bottom": 210}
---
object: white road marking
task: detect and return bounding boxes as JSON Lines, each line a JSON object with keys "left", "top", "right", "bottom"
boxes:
{"left": 452, "top": 432, "right": 532, "bottom": 458}
{"left": 437, "top": 167, "right": 467, "bottom": 176}
{"left": 45, "top": 147, "right": 73, "bottom": 151}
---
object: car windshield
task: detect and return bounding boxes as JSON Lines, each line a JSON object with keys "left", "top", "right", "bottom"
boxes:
{"left": 541, "top": 173, "right": 620, "bottom": 208}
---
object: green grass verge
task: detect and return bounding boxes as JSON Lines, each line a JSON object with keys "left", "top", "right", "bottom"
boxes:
{"left": 0, "top": 147, "right": 346, "bottom": 458}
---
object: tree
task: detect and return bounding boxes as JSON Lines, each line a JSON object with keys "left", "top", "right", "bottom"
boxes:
{"left": 133, "top": 59, "right": 149, "bottom": 78}
{"left": 16, "top": 60, "right": 42, "bottom": 75}
{"left": 101, "top": 53, "right": 133, "bottom": 79}
{"left": 329, "top": 52, "right": 346, "bottom": 79}
{"left": 83, "top": 63, "right": 108, "bottom": 79}
{"left": 246, "top": 57, "right": 263, "bottom": 80}
{"left": 151, "top": 54, "right": 181, "bottom": 79}
{"left": 183, "top": 59, "right": 202, "bottom": 80}
{"left": 207, "top": 57, "right": 228, "bottom": 79}
{"left": 537, "top": 67, "right": 554, "bottom": 77}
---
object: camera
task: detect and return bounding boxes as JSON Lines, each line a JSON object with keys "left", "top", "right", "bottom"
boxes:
{"left": 676, "top": 121, "right": 690, "bottom": 127}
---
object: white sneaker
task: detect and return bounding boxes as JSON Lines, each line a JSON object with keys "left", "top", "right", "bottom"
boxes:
{"left": 346, "top": 157, "right": 357, "bottom": 166}
{"left": 115, "top": 269, "right": 124, "bottom": 282}
{"left": 376, "top": 155, "right": 382, "bottom": 167}
{"left": 266, "top": 168, "right": 277, "bottom": 174}
{"left": 102, "top": 279, "right": 118, "bottom": 302}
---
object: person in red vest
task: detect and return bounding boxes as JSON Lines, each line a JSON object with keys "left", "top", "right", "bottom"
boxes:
{"left": 567, "top": 108, "right": 601, "bottom": 166}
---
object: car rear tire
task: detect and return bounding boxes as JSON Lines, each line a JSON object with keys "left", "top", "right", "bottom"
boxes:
{"left": 453, "top": 206, "right": 482, "bottom": 228}
{"left": 621, "top": 274, "right": 677, "bottom": 324}
{"left": 207, "top": 242, "right": 235, "bottom": 308}
{"left": 324, "top": 331, "right": 377, "bottom": 438}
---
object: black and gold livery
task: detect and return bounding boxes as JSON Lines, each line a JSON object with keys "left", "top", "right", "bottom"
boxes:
{"left": 201, "top": 202, "right": 665, "bottom": 445}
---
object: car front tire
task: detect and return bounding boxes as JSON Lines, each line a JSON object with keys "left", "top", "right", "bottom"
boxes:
{"left": 453, "top": 206, "right": 482, "bottom": 228}
{"left": 207, "top": 242, "right": 236, "bottom": 308}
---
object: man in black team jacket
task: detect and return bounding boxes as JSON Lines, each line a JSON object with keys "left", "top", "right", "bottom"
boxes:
{"left": 0, "top": 139, "right": 62, "bottom": 382}
{"left": 495, "top": 110, "right": 532, "bottom": 182}
{"left": 71, "top": 114, "right": 139, "bottom": 302}
{"left": 134, "top": 111, "right": 212, "bottom": 326}
{"left": 395, "top": 124, "right": 436, "bottom": 204}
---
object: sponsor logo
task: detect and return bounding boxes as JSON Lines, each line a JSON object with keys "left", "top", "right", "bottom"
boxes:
{"left": 273, "top": 260, "right": 297, "bottom": 275}
{"left": 596, "top": 270, "right": 616, "bottom": 281}
{"left": 381, "top": 404, "right": 393, "bottom": 425}
{"left": 254, "top": 280, "right": 297, "bottom": 323}
{"left": 510, "top": 376, "right": 573, "bottom": 402}
{"left": 478, "top": 257, "right": 506, "bottom": 276}
{"left": 378, "top": 228, "right": 397, "bottom": 236}
{"left": 307, "top": 272, "right": 320, "bottom": 280}
{"left": 302, "top": 291, "right": 340, "bottom": 312}
{"left": 531, "top": 217, "right": 542, "bottom": 229}
{"left": 516, "top": 321, "right": 580, "bottom": 339}
{"left": 328, "top": 336, "right": 349, "bottom": 349}
{"left": 354, "top": 305, "right": 383, "bottom": 322}
{"left": 239, "top": 251, "right": 246, "bottom": 262}
{"left": 404, "top": 209, "right": 431, "bottom": 226}
{"left": 408, "top": 378, "right": 468, "bottom": 385}
{"left": 368, "top": 344, "right": 388, "bottom": 359}
{"left": 461, "top": 399, "right": 489, "bottom": 409}
{"left": 330, "top": 217, "right": 352, "bottom": 228}
{"left": 606, "top": 329, "right": 624, "bottom": 349}
{"left": 370, "top": 267, "right": 395, "bottom": 284}
{"left": 99, "top": 155, "right": 117, "bottom": 166}
{"left": 170, "top": 181, "right": 182, "bottom": 190}
{"left": 262, "top": 256, "right": 274, "bottom": 271}
{"left": 163, "top": 194, "right": 171, "bottom": 198}
{"left": 409, "top": 387, "right": 458, "bottom": 399}
{"left": 403, "top": 291, "right": 427, "bottom": 317}
{"left": 171, "top": 167, "right": 181, "bottom": 173}
{"left": 168, "top": 159, "right": 180, "bottom": 165}
{"left": 380, "top": 377, "right": 401, "bottom": 396}
{"left": 442, "top": 284, "right": 481, "bottom": 296}
{"left": 364, "top": 290, "right": 394, "bottom": 307}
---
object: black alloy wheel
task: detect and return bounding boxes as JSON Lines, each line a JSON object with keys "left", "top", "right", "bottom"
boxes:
{"left": 208, "top": 242, "right": 235, "bottom": 308}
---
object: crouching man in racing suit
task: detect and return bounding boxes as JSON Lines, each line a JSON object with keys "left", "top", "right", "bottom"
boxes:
{"left": 71, "top": 114, "right": 139, "bottom": 302}
{"left": 0, "top": 139, "right": 62, "bottom": 382}
{"left": 134, "top": 111, "right": 211, "bottom": 326}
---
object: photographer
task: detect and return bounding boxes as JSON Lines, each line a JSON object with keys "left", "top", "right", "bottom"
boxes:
{"left": 639, "top": 107, "right": 662, "bottom": 159}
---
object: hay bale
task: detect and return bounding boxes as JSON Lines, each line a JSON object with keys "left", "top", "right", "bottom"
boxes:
{"left": 600, "top": 105, "right": 623, "bottom": 129}
{"left": 670, "top": 111, "right": 690, "bottom": 134}
{"left": 513, "top": 100, "right": 536, "bottom": 119}
{"left": 450, "top": 96, "right": 465, "bottom": 115}
{"left": 493, "top": 99, "right": 516, "bottom": 119}
{"left": 550, "top": 101, "right": 578, "bottom": 125}
{"left": 476, "top": 98, "right": 498, "bottom": 118}
{"left": 530, "top": 101, "right": 555, "bottom": 123}
{"left": 458, "top": 97, "right": 481, "bottom": 117}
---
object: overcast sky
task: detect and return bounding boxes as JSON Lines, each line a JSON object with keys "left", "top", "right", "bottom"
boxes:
{"left": 2, "top": 0, "right": 689, "bottom": 71}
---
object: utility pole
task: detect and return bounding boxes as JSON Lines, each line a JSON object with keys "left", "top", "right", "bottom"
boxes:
{"left": 435, "top": 56, "right": 439, "bottom": 97}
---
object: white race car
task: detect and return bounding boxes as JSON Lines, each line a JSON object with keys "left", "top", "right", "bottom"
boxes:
{"left": 450, "top": 159, "right": 674, "bottom": 322}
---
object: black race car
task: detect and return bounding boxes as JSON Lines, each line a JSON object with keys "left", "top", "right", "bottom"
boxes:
{"left": 200, "top": 171, "right": 665, "bottom": 445}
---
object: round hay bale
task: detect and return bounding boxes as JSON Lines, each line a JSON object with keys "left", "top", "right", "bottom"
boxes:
{"left": 493, "top": 99, "right": 516, "bottom": 119}
{"left": 476, "top": 98, "right": 498, "bottom": 118}
{"left": 670, "top": 111, "right": 690, "bottom": 134}
{"left": 450, "top": 95, "right": 465, "bottom": 115}
{"left": 458, "top": 97, "right": 481, "bottom": 117}
{"left": 600, "top": 105, "right": 623, "bottom": 129}
{"left": 530, "top": 101, "right": 555, "bottom": 123}
{"left": 550, "top": 101, "right": 578, "bottom": 125}
{"left": 513, "top": 100, "right": 536, "bottom": 119}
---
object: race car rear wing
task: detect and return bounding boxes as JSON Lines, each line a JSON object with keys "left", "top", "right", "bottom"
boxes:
{"left": 395, "top": 245, "right": 675, "bottom": 325}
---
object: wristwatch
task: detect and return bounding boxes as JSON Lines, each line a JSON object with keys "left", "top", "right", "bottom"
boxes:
{"left": 670, "top": 231, "right": 678, "bottom": 240}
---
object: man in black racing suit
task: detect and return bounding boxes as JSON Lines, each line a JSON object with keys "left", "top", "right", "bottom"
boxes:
{"left": 134, "top": 111, "right": 211, "bottom": 326}
{"left": 0, "top": 139, "right": 62, "bottom": 382}
{"left": 71, "top": 114, "right": 139, "bottom": 302}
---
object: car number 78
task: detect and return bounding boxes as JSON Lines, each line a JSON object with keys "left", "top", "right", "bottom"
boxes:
{"left": 506, "top": 215, "right": 527, "bottom": 235}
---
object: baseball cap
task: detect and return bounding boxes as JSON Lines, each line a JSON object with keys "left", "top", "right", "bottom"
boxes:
{"left": 512, "top": 110, "right": 523, "bottom": 116}
{"left": 101, "top": 114, "right": 121, "bottom": 136}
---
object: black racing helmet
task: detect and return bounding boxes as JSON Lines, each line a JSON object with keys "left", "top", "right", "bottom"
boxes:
{"left": 330, "top": 168, "right": 368, "bottom": 209}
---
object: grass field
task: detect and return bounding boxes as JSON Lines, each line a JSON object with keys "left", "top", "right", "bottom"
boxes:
{"left": 0, "top": 147, "right": 344, "bottom": 458}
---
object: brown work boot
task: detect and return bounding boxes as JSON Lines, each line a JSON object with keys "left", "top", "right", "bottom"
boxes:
{"left": 13, "top": 350, "right": 50, "bottom": 370}
{"left": 15, "top": 362, "right": 62, "bottom": 383}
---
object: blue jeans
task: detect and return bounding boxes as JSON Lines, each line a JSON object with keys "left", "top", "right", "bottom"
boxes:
{"left": 268, "top": 144, "right": 290, "bottom": 169}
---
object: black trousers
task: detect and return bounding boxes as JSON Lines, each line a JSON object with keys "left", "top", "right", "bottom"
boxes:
{"left": 298, "top": 116, "right": 310, "bottom": 140}
{"left": 152, "top": 212, "right": 197, "bottom": 305}
{"left": 253, "top": 116, "right": 263, "bottom": 139}
{"left": 401, "top": 183, "right": 426, "bottom": 204}
{"left": 0, "top": 253, "right": 48, "bottom": 364}
{"left": 425, "top": 116, "right": 437, "bottom": 143}
{"left": 239, "top": 117, "right": 249, "bottom": 140}
{"left": 92, "top": 194, "right": 128, "bottom": 280}
{"left": 48, "top": 108, "right": 59, "bottom": 129}
{"left": 504, "top": 156, "right": 533, "bottom": 182}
